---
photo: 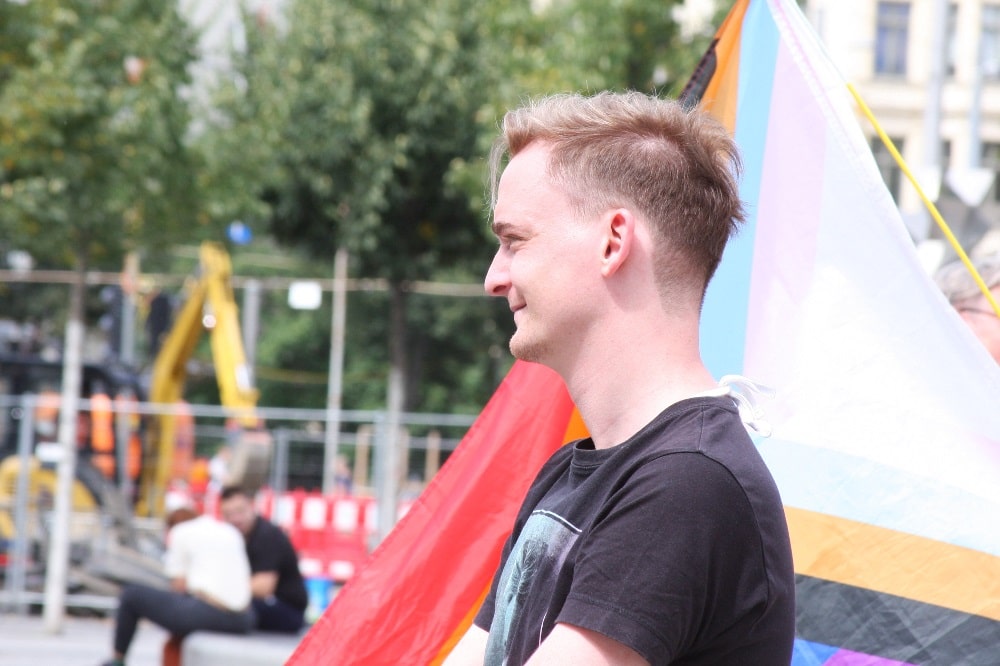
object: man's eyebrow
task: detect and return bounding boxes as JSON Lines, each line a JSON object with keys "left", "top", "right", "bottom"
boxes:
{"left": 490, "top": 220, "right": 512, "bottom": 237}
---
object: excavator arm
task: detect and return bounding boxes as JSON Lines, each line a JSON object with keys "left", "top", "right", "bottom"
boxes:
{"left": 142, "top": 241, "right": 270, "bottom": 515}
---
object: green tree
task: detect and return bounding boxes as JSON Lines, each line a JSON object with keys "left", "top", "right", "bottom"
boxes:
{"left": 249, "top": 287, "right": 511, "bottom": 415}
{"left": 488, "top": 0, "right": 712, "bottom": 100}
{"left": 0, "top": 0, "right": 207, "bottom": 348}
{"left": 0, "top": 0, "right": 204, "bottom": 271}
{"left": 208, "top": 0, "right": 506, "bottom": 415}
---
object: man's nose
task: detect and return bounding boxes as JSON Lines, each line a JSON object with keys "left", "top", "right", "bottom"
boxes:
{"left": 484, "top": 251, "right": 510, "bottom": 297}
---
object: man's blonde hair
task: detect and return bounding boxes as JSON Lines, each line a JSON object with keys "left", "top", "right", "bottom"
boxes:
{"left": 489, "top": 92, "right": 745, "bottom": 299}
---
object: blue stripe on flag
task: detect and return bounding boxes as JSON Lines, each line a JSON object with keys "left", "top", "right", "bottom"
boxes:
{"left": 758, "top": 438, "right": 1000, "bottom": 556}
{"left": 792, "top": 638, "right": 840, "bottom": 666}
{"left": 701, "top": 1, "right": 780, "bottom": 378}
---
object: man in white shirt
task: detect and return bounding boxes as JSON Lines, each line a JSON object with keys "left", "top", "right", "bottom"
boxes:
{"left": 100, "top": 507, "right": 253, "bottom": 666}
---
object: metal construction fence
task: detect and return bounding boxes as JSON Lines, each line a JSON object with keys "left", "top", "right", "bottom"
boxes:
{"left": 0, "top": 392, "right": 477, "bottom": 615}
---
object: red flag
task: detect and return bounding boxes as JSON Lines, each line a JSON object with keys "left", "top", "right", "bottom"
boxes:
{"left": 287, "top": 360, "right": 584, "bottom": 665}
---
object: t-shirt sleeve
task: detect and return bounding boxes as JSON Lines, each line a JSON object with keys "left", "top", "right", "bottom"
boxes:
{"left": 555, "top": 453, "right": 761, "bottom": 665}
{"left": 163, "top": 527, "right": 190, "bottom": 579}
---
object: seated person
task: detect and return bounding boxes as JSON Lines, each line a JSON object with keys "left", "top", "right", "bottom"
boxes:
{"left": 100, "top": 506, "right": 252, "bottom": 666}
{"left": 220, "top": 486, "right": 309, "bottom": 632}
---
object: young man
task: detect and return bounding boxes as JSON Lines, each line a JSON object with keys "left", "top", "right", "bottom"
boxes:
{"left": 101, "top": 507, "right": 252, "bottom": 666}
{"left": 445, "top": 93, "right": 795, "bottom": 665}
{"left": 219, "top": 486, "right": 308, "bottom": 633}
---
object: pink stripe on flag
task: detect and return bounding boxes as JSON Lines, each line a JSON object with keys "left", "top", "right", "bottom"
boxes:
{"left": 743, "top": 39, "right": 825, "bottom": 380}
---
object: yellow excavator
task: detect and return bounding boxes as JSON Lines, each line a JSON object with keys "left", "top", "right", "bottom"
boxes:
{"left": 0, "top": 241, "right": 272, "bottom": 595}
{"left": 140, "top": 240, "right": 272, "bottom": 516}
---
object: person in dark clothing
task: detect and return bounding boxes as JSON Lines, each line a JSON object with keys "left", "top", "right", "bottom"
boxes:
{"left": 443, "top": 92, "right": 795, "bottom": 665}
{"left": 220, "top": 486, "right": 308, "bottom": 633}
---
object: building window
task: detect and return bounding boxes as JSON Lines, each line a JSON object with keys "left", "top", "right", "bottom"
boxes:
{"left": 981, "top": 142, "right": 1000, "bottom": 202}
{"left": 946, "top": 4, "right": 958, "bottom": 77}
{"left": 875, "top": 2, "right": 910, "bottom": 76}
{"left": 982, "top": 5, "right": 1000, "bottom": 79}
{"left": 872, "top": 136, "right": 905, "bottom": 202}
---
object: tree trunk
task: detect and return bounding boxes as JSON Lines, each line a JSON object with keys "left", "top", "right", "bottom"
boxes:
{"left": 376, "top": 281, "right": 408, "bottom": 541}
{"left": 43, "top": 263, "right": 86, "bottom": 633}
{"left": 323, "top": 247, "right": 348, "bottom": 494}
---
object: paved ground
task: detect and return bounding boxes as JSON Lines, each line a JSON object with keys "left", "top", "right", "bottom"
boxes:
{"left": 0, "top": 611, "right": 168, "bottom": 666}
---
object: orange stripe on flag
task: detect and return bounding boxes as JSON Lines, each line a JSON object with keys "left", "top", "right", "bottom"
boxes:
{"left": 699, "top": 0, "right": 748, "bottom": 132}
{"left": 430, "top": 581, "right": 492, "bottom": 665}
{"left": 787, "top": 507, "right": 1000, "bottom": 621}
{"left": 562, "top": 407, "right": 589, "bottom": 444}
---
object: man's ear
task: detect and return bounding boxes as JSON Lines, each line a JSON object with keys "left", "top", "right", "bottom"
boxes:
{"left": 601, "top": 209, "right": 634, "bottom": 277}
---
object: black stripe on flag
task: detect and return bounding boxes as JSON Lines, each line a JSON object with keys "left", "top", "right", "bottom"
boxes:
{"left": 795, "top": 574, "right": 1000, "bottom": 666}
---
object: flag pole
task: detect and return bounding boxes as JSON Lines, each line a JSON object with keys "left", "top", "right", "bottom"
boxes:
{"left": 848, "top": 83, "right": 1000, "bottom": 317}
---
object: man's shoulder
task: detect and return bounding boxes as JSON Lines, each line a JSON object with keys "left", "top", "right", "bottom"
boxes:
{"left": 174, "top": 514, "right": 221, "bottom": 536}
{"left": 639, "top": 396, "right": 752, "bottom": 455}
{"left": 251, "top": 516, "right": 292, "bottom": 543}
{"left": 254, "top": 515, "right": 280, "bottom": 530}
{"left": 621, "top": 398, "right": 779, "bottom": 506}
{"left": 171, "top": 516, "right": 245, "bottom": 552}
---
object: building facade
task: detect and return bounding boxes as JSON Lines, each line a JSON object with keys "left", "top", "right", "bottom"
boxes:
{"left": 805, "top": 0, "right": 1000, "bottom": 260}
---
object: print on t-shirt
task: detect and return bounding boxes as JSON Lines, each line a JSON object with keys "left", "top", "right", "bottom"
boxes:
{"left": 484, "top": 510, "right": 581, "bottom": 666}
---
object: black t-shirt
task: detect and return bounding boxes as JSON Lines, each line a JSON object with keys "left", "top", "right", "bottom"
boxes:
{"left": 475, "top": 396, "right": 795, "bottom": 666}
{"left": 246, "top": 517, "right": 308, "bottom": 612}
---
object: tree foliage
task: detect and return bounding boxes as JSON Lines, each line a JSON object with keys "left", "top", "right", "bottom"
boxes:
{"left": 0, "top": 0, "right": 203, "bottom": 271}
{"left": 491, "top": 0, "right": 709, "bottom": 99}
{"left": 199, "top": 0, "right": 512, "bottom": 413}
{"left": 249, "top": 288, "right": 512, "bottom": 414}
{"left": 217, "top": 0, "right": 498, "bottom": 282}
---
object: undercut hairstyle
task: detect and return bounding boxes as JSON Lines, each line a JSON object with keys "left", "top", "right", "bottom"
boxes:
{"left": 489, "top": 91, "right": 746, "bottom": 301}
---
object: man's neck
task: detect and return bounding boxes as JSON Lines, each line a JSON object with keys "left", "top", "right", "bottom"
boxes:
{"left": 558, "top": 325, "right": 716, "bottom": 450}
